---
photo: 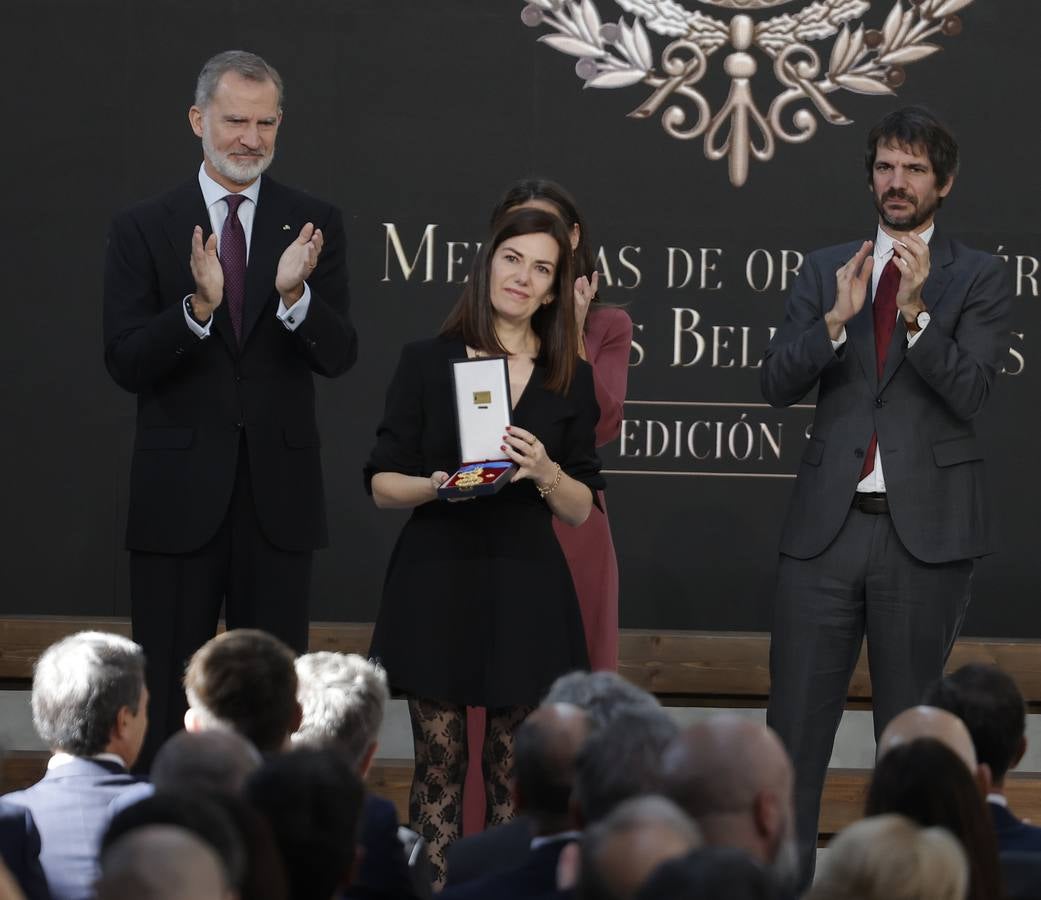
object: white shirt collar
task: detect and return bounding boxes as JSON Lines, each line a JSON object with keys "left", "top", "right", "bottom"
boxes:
{"left": 197, "top": 163, "right": 262, "bottom": 211}
{"left": 48, "top": 751, "right": 128, "bottom": 771}
{"left": 986, "top": 793, "right": 1009, "bottom": 808}
{"left": 530, "top": 830, "right": 581, "bottom": 850}
{"left": 874, "top": 221, "right": 935, "bottom": 262}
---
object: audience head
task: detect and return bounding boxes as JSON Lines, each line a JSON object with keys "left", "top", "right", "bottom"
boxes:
{"left": 152, "top": 729, "right": 261, "bottom": 795}
{"left": 807, "top": 814, "right": 968, "bottom": 900}
{"left": 580, "top": 796, "right": 700, "bottom": 900}
{"left": 246, "top": 747, "right": 364, "bottom": 900}
{"left": 96, "top": 825, "right": 234, "bottom": 900}
{"left": 636, "top": 847, "right": 775, "bottom": 900}
{"left": 292, "top": 652, "right": 389, "bottom": 774}
{"left": 544, "top": 670, "right": 662, "bottom": 731}
{"left": 184, "top": 629, "right": 301, "bottom": 754}
{"left": 925, "top": 663, "right": 1027, "bottom": 787}
{"left": 878, "top": 704, "right": 988, "bottom": 794}
{"left": 514, "top": 702, "right": 591, "bottom": 834}
{"left": 490, "top": 177, "right": 597, "bottom": 280}
{"left": 661, "top": 715, "right": 797, "bottom": 892}
{"left": 31, "top": 630, "right": 147, "bottom": 767}
{"left": 866, "top": 738, "right": 1003, "bottom": 900}
{"left": 574, "top": 704, "right": 678, "bottom": 825}
{"left": 103, "top": 791, "right": 246, "bottom": 894}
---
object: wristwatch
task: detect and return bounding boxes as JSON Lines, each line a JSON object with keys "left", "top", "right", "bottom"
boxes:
{"left": 907, "top": 309, "right": 931, "bottom": 335}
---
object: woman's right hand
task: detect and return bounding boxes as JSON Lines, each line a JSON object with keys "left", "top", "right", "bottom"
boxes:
{"left": 430, "top": 471, "right": 450, "bottom": 496}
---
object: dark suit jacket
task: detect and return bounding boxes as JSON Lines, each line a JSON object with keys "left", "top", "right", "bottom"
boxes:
{"left": 0, "top": 799, "right": 50, "bottom": 900}
{"left": 103, "top": 175, "right": 357, "bottom": 553}
{"left": 762, "top": 231, "right": 1011, "bottom": 563}
{"left": 346, "top": 793, "right": 417, "bottom": 899}
{"left": 439, "top": 837, "right": 574, "bottom": 900}
{"left": 1001, "top": 851, "right": 1041, "bottom": 900}
{"left": 444, "top": 816, "right": 534, "bottom": 887}
{"left": 991, "top": 800, "right": 1041, "bottom": 854}
{"left": 2, "top": 757, "right": 144, "bottom": 900}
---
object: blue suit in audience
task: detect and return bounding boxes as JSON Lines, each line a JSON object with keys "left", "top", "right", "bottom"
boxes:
{"left": 990, "top": 800, "right": 1041, "bottom": 854}
{"left": 0, "top": 799, "right": 50, "bottom": 900}
{"left": 3, "top": 757, "right": 143, "bottom": 900}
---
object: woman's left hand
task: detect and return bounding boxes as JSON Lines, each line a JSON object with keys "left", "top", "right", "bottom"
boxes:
{"left": 502, "top": 425, "right": 557, "bottom": 486}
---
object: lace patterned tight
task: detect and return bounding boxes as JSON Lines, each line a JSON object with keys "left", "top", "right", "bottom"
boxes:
{"left": 407, "top": 696, "right": 534, "bottom": 889}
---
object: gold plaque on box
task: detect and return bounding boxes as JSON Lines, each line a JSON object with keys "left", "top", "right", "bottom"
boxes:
{"left": 473, "top": 390, "right": 492, "bottom": 405}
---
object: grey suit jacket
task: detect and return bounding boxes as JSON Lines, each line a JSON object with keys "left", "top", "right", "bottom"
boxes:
{"left": 761, "top": 231, "right": 1011, "bottom": 564}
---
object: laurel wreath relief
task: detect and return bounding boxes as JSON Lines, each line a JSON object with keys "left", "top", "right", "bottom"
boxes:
{"left": 520, "top": 0, "right": 975, "bottom": 186}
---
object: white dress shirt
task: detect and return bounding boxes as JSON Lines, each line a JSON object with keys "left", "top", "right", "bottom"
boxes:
{"left": 184, "top": 163, "right": 311, "bottom": 337}
{"left": 832, "top": 223, "right": 934, "bottom": 493}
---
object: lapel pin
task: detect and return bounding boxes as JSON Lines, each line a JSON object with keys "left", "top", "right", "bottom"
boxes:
{"left": 282, "top": 224, "right": 291, "bottom": 231}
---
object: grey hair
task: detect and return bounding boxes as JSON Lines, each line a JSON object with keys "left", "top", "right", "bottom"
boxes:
{"left": 32, "top": 631, "right": 145, "bottom": 757}
{"left": 575, "top": 705, "right": 679, "bottom": 824}
{"left": 194, "top": 50, "right": 284, "bottom": 109}
{"left": 544, "top": 671, "right": 661, "bottom": 731}
{"left": 292, "top": 652, "right": 389, "bottom": 769}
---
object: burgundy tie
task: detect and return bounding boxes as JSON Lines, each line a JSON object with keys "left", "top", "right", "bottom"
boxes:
{"left": 860, "top": 257, "right": 900, "bottom": 479}
{"left": 221, "top": 194, "right": 247, "bottom": 343}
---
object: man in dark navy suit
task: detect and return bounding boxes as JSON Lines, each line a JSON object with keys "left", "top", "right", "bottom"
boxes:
{"left": 439, "top": 703, "right": 591, "bottom": 900}
{"left": 926, "top": 664, "right": 1041, "bottom": 853}
{"left": 103, "top": 49, "right": 358, "bottom": 768}
{"left": 2, "top": 632, "right": 148, "bottom": 900}
{"left": 293, "top": 651, "right": 419, "bottom": 899}
{"left": 0, "top": 800, "right": 50, "bottom": 900}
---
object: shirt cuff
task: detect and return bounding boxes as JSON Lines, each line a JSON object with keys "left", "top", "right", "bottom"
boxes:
{"left": 831, "top": 327, "right": 847, "bottom": 351}
{"left": 277, "top": 283, "right": 311, "bottom": 331}
{"left": 906, "top": 319, "right": 927, "bottom": 347}
{"left": 183, "top": 295, "right": 212, "bottom": 338}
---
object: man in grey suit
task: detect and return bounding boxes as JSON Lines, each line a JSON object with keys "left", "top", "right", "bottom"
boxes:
{"left": 761, "top": 106, "right": 1011, "bottom": 887}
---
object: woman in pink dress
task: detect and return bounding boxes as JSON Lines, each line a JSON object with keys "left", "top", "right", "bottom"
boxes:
{"left": 491, "top": 179, "right": 632, "bottom": 671}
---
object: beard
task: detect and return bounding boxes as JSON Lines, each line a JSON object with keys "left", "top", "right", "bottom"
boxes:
{"left": 874, "top": 187, "right": 940, "bottom": 232}
{"left": 202, "top": 120, "right": 275, "bottom": 185}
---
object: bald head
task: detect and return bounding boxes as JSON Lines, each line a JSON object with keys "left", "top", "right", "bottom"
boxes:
{"left": 661, "top": 715, "right": 795, "bottom": 880}
{"left": 878, "top": 706, "right": 977, "bottom": 771}
{"left": 515, "top": 702, "right": 590, "bottom": 832}
{"left": 97, "top": 825, "right": 232, "bottom": 900}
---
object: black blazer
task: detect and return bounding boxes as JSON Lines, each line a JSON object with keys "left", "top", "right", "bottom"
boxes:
{"left": 444, "top": 817, "right": 534, "bottom": 888}
{"left": 991, "top": 801, "right": 1041, "bottom": 854}
{"left": 103, "top": 175, "right": 357, "bottom": 553}
{"left": 439, "top": 836, "right": 574, "bottom": 900}
{"left": 346, "top": 793, "right": 418, "bottom": 899}
{"left": 762, "top": 232, "right": 1011, "bottom": 563}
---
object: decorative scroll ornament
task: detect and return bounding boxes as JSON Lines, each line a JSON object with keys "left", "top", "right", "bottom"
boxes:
{"left": 519, "top": 0, "right": 974, "bottom": 186}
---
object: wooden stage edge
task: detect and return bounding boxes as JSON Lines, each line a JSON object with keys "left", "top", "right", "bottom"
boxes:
{"left": 2, "top": 616, "right": 1041, "bottom": 841}
{"left": 2, "top": 615, "right": 1041, "bottom": 703}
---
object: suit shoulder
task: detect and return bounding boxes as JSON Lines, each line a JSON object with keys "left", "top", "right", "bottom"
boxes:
{"left": 947, "top": 237, "right": 1002, "bottom": 272}
{"left": 260, "top": 176, "right": 340, "bottom": 216}
{"left": 805, "top": 239, "right": 865, "bottom": 267}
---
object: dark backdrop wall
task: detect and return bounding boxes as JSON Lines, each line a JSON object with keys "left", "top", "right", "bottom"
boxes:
{"left": 6, "top": 0, "right": 1038, "bottom": 635}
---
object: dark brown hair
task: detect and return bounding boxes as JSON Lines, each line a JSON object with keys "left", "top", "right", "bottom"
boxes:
{"left": 866, "top": 738, "right": 1004, "bottom": 900}
{"left": 490, "top": 177, "right": 598, "bottom": 286}
{"left": 184, "top": 629, "right": 298, "bottom": 754}
{"left": 441, "top": 207, "right": 578, "bottom": 394}
{"left": 864, "top": 106, "right": 959, "bottom": 190}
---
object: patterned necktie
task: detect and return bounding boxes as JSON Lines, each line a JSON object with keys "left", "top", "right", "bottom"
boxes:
{"left": 860, "top": 256, "right": 900, "bottom": 479}
{"left": 221, "top": 194, "right": 247, "bottom": 343}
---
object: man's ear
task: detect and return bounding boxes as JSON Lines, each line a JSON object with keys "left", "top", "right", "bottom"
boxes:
{"left": 184, "top": 707, "right": 202, "bottom": 733}
{"left": 975, "top": 762, "right": 993, "bottom": 798}
{"left": 112, "top": 705, "right": 133, "bottom": 742}
{"left": 754, "top": 791, "right": 782, "bottom": 845}
{"left": 188, "top": 105, "right": 204, "bottom": 139}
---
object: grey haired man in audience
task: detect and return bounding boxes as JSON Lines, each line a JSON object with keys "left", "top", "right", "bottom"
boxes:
{"left": 292, "top": 651, "right": 418, "bottom": 899}
{"left": 2, "top": 631, "right": 148, "bottom": 900}
{"left": 445, "top": 670, "right": 666, "bottom": 887}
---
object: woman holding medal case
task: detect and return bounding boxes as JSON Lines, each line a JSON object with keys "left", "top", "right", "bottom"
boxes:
{"left": 365, "top": 206, "right": 603, "bottom": 886}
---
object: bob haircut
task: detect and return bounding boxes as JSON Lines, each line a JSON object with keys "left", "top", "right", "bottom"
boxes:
{"left": 490, "top": 177, "right": 598, "bottom": 286}
{"left": 441, "top": 207, "right": 578, "bottom": 395}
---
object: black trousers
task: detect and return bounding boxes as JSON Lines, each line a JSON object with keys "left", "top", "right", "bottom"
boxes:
{"left": 767, "top": 506, "right": 971, "bottom": 890}
{"left": 130, "top": 440, "right": 312, "bottom": 770}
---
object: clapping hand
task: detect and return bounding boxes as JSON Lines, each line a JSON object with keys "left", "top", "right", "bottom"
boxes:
{"left": 189, "top": 226, "right": 223, "bottom": 319}
{"left": 825, "top": 240, "right": 874, "bottom": 340}
{"left": 276, "top": 223, "right": 323, "bottom": 306}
